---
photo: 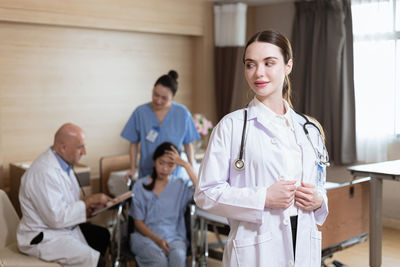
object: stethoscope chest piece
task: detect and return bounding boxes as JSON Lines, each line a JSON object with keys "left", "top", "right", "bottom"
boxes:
{"left": 232, "top": 107, "right": 248, "bottom": 172}
{"left": 233, "top": 158, "right": 245, "bottom": 171}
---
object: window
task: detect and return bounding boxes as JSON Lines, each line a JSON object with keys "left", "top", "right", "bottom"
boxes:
{"left": 352, "top": 0, "right": 400, "bottom": 161}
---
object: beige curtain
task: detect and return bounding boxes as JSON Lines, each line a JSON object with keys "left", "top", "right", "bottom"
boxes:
{"left": 291, "top": 0, "right": 356, "bottom": 165}
{"left": 352, "top": 0, "right": 398, "bottom": 163}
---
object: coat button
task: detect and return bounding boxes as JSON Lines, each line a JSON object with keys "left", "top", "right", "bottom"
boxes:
{"left": 288, "top": 259, "right": 294, "bottom": 266}
{"left": 271, "top": 138, "right": 277, "bottom": 144}
{"left": 279, "top": 175, "right": 285, "bottom": 180}
{"left": 283, "top": 218, "right": 290, "bottom": 226}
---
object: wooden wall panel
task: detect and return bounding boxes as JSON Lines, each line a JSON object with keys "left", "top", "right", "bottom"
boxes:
{"left": 0, "top": 22, "right": 195, "bottom": 189}
{"left": 193, "top": 2, "right": 216, "bottom": 124}
{"left": 0, "top": 0, "right": 204, "bottom": 36}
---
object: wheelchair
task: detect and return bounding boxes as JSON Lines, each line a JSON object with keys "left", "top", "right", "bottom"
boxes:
{"left": 107, "top": 178, "right": 133, "bottom": 267}
{"left": 108, "top": 179, "right": 197, "bottom": 267}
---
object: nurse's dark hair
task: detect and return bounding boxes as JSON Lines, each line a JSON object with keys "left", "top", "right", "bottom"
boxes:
{"left": 243, "top": 30, "right": 293, "bottom": 107}
{"left": 154, "top": 70, "right": 179, "bottom": 96}
{"left": 143, "top": 142, "right": 178, "bottom": 191}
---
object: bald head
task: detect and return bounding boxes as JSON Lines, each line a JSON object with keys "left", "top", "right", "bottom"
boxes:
{"left": 53, "top": 123, "right": 86, "bottom": 165}
{"left": 54, "top": 123, "right": 83, "bottom": 146}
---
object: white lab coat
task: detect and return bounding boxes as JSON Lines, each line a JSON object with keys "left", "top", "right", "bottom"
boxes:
{"left": 17, "top": 148, "right": 99, "bottom": 267}
{"left": 194, "top": 100, "right": 329, "bottom": 267}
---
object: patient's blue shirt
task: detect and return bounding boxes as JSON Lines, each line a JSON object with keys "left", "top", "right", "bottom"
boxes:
{"left": 129, "top": 175, "right": 194, "bottom": 244}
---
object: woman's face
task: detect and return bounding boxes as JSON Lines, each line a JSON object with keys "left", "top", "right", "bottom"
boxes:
{"left": 151, "top": 84, "right": 173, "bottom": 110}
{"left": 244, "top": 41, "right": 292, "bottom": 103}
{"left": 154, "top": 153, "right": 176, "bottom": 180}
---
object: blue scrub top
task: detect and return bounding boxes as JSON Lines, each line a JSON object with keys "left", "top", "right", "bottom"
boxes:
{"left": 121, "top": 102, "right": 200, "bottom": 178}
{"left": 129, "top": 175, "right": 194, "bottom": 244}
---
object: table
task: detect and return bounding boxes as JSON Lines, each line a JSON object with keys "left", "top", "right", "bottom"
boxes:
{"left": 193, "top": 207, "right": 229, "bottom": 266}
{"left": 347, "top": 160, "right": 400, "bottom": 267}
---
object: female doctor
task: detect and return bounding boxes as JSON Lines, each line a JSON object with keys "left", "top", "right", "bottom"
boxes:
{"left": 194, "top": 30, "right": 329, "bottom": 267}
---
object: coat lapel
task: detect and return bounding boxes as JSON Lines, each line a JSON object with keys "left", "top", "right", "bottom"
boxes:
{"left": 289, "top": 109, "right": 317, "bottom": 184}
{"left": 247, "top": 100, "right": 273, "bottom": 132}
{"left": 47, "top": 149, "right": 80, "bottom": 200}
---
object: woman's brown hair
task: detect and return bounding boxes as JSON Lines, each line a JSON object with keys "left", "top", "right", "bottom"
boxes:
{"left": 243, "top": 30, "right": 294, "bottom": 107}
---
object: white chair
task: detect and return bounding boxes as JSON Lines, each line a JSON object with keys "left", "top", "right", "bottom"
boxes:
{"left": 0, "top": 189, "right": 61, "bottom": 266}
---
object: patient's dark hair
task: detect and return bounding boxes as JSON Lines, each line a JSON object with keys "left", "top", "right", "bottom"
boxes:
{"left": 143, "top": 142, "right": 178, "bottom": 191}
{"left": 154, "top": 70, "right": 179, "bottom": 96}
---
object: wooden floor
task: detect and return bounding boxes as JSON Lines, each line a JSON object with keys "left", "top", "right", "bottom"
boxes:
{"left": 205, "top": 227, "right": 400, "bottom": 267}
{"left": 99, "top": 209, "right": 400, "bottom": 267}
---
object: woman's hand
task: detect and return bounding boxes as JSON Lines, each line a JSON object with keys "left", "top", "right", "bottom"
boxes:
{"left": 295, "top": 182, "right": 323, "bottom": 211}
{"left": 156, "top": 237, "right": 171, "bottom": 256}
{"left": 134, "top": 219, "right": 170, "bottom": 256}
{"left": 265, "top": 180, "right": 296, "bottom": 209}
{"left": 165, "top": 145, "right": 185, "bottom": 166}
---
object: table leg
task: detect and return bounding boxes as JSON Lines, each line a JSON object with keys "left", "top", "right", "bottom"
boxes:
{"left": 370, "top": 177, "right": 382, "bottom": 267}
{"left": 199, "top": 218, "right": 207, "bottom": 267}
{"left": 190, "top": 205, "right": 197, "bottom": 267}
{"left": 205, "top": 222, "right": 209, "bottom": 260}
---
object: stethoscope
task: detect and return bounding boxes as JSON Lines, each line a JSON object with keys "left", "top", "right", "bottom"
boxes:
{"left": 233, "top": 108, "right": 330, "bottom": 172}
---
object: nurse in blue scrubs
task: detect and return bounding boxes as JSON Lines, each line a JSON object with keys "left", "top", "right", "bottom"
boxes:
{"left": 129, "top": 142, "right": 197, "bottom": 267}
{"left": 121, "top": 70, "right": 200, "bottom": 179}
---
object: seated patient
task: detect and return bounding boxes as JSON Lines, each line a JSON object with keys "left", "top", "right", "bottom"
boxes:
{"left": 129, "top": 142, "right": 197, "bottom": 267}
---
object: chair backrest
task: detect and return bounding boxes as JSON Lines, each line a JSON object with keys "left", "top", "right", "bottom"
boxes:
{"left": 99, "top": 154, "right": 130, "bottom": 196}
{"left": 0, "top": 189, "right": 20, "bottom": 248}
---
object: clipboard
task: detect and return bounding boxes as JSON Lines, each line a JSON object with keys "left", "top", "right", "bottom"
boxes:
{"left": 91, "top": 191, "right": 133, "bottom": 216}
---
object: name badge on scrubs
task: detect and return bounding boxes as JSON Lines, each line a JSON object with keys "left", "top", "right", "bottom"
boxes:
{"left": 146, "top": 126, "right": 160, "bottom": 143}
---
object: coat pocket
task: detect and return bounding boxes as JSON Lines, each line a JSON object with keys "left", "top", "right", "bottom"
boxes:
{"left": 233, "top": 231, "right": 274, "bottom": 267}
{"left": 310, "top": 230, "right": 322, "bottom": 267}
